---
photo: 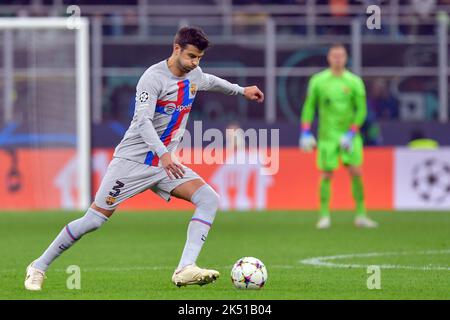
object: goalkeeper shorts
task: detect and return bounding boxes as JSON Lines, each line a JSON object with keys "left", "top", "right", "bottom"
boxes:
{"left": 317, "top": 135, "right": 364, "bottom": 171}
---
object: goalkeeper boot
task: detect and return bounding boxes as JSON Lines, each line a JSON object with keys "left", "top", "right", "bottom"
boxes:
{"left": 354, "top": 216, "right": 378, "bottom": 228}
{"left": 172, "top": 264, "right": 220, "bottom": 287}
{"left": 316, "top": 216, "right": 331, "bottom": 229}
{"left": 24, "top": 261, "right": 46, "bottom": 291}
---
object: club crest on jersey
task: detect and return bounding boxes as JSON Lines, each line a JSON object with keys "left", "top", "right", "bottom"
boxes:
{"left": 106, "top": 196, "right": 116, "bottom": 206}
{"left": 138, "top": 91, "right": 149, "bottom": 102}
{"left": 343, "top": 86, "right": 350, "bottom": 94}
{"left": 189, "top": 83, "right": 197, "bottom": 97}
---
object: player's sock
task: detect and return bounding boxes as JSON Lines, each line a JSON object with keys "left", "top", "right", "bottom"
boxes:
{"left": 33, "top": 208, "right": 109, "bottom": 271}
{"left": 352, "top": 175, "right": 366, "bottom": 217}
{"left": 319, "top": 178, "right": 331, "bottom": 217}
{"left": 177, "top": 184, "right": 219, "bottom": 271}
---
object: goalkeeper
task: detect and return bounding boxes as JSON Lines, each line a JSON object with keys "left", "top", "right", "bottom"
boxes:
{"left": 299, "top": 44, "right": 378, "bottom": 229}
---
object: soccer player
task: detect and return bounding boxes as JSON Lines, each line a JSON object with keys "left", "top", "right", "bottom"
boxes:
{"left": 25, "top": 26, "right": 264, "bottom": 290}
{"left": 299, "top": 44, "right": 378, "bottom": 229}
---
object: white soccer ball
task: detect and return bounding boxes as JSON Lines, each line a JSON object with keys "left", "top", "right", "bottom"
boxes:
{"left": 231, "top": 257, "right": 268, "bottom": 289}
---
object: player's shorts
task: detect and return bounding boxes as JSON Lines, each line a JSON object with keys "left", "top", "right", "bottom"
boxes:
{"left": 317, "top": 134, "right": 363, "bottom": 171}
{"left": 94, "top": 157, "right": 203, "bottom": 210}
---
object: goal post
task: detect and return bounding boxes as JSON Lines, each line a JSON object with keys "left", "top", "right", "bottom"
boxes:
{"left": 0, "top": 17, "right": 91, "bottom": 210}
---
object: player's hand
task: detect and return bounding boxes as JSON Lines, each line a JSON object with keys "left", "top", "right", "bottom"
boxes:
{"left": 243, "top": 86, "right": 264, "bottom": 103}
{"left": 340, "top": 130, "right": 355, "bottom": 152}
{"left": 299, "top": 130, "right": 316, "bottom": 152}
{"left": 160, "top": 152, "right": 185, "bottom": 179}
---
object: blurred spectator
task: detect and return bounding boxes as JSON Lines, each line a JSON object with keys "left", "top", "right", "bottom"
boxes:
{"left": 232, "top": 0, "right": 269, "bottom": 34}
{"left": 330, "top": 0, "right": 350, "bottom": 17}
{"left": 315, "top": 0, "right": 352, "bottom": 35}
{"left": 399, "top": 0, "right": 436, "bottom": 35}
{"left": 329, "top": 0, "right": 351, "bottom": 34}
{"left": 233, "top": 11, "right": 268, "bottom": 34}
{"left": 411, "top": 0, "right": 437, "bottom": 18}
{"left": 109, "top": 10, "right": 139, "bottom": 37}
{"left": 367, "top": 78, "right": 399, "bottom": 120}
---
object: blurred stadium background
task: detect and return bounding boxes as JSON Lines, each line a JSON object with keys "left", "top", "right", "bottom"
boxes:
{"left": 0, "top": 0, "right": 449, "bottom": 212}
{"left": 1, "top": 0, "right": 450, "bottom": 301}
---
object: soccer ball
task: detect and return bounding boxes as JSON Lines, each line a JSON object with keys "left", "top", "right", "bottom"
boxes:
{"left": 231, "top": 257, "right": 268, "bottom": 289}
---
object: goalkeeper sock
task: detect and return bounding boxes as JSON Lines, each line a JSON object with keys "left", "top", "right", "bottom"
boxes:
{"left": 352, "top": 175, "right": 366, "bottom": 217}
{"left": 33, "top": 208, "right": 108, "bottom": 272}
{"left": 177, "top": 184, "right": 219, "bottom": 271}
{"left": 319, "top": 178, "right": 331, "bottom": 218}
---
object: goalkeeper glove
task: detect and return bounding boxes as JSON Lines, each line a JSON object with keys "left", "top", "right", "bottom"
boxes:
{"left": 299, "top": 124, "right": 316, "bottom": 152}
{"left": 340, "top": 126, "right": 358, "bottom": 152}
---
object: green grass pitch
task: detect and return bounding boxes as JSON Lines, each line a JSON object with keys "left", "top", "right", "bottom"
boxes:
{"left": 0, "top": 210, "right": 449, "bottom": 300}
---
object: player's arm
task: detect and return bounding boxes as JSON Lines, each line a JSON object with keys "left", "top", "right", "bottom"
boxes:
{"left": 299, "top": 75, "right": 318, "bottom": 152}
{"left": 135, "top": 74, "right": 184, "bottom": 179}
{"left": 199, "top": 71, "right": 264, "bottom": 103}
{"left": 340, "top": 76, "right": 368, "bottom": 151}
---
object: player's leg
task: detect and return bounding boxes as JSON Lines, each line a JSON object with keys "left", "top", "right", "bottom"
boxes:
{"left": 24, "top": 204, "right": 113, "bottom": 291}
{"left": 155, "top": 169, "right": 220, "bottom": 286}
{"left": 347, "top": 165, "right": 366, "bottom": 217}
{"left": 25, "top": 157, "right": 138, "bottom": 290}
{"left": 346, "top": 165, "right": 377, "bottom": 228}
{"left": 317, "top": 140, "right": 339, "bottom": 229}
{"left": 342, "top": 135, "right": 378, "bottom": 228}
{"left": 319, "top": 171, "right": 333, "bottom": 218}
{"left": 317, "top": 170, "right": 333, "bottom": 229}
{"left": 171, "top": 178, "right": 218, "bottom": 266}
{"left": 342, "top": 135, "right": 366, "bottom": 216}
{"left": 171, "top": 178, "right": 220, "bottom": 286}
{"left": 33, "top": 204, "right": 113, "bottom": 271}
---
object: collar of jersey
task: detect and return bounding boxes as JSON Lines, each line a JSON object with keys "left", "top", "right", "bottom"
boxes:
{"left": 163, "top": 59, "right": 189, "bottom": 80}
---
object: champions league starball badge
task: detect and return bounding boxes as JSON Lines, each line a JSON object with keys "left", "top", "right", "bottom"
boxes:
{"left": 139, "top": 91, "right": 149, "bottom": 103}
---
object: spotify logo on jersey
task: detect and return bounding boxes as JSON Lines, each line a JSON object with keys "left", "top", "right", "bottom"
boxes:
{"left": 164, "top": 103, "right": 176, "bottom": 115}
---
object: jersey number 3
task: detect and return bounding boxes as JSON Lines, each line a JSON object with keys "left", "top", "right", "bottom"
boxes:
{"left": 109, "top": 180, "right": 125, "bottom": 197}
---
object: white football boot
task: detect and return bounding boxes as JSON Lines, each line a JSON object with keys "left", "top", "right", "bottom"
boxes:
{"left": 24, "top": 261, "right": 46, "bottom": 291}
{"left": 354, "top": 216, "right": 378, "bottom": 228}
{"left": 172, "top": 264, "right": 220, "bottom": 287}
{"left": 316, "top": 216, "right": 331, "bottom": 229}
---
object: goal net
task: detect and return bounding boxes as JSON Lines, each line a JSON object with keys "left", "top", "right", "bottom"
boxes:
{"left": 0, "top": 18, "right": 90, "bottom": 210}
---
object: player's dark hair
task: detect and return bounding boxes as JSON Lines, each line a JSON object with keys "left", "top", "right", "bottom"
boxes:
{"left": 174, "top": 26, "right": 210, "bottom": 51}
{"left": 328, "top": 43, "right": 347, "bottom": 53}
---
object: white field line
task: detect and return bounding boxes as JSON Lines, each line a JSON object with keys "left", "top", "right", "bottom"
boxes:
{"left": 299, "top": 249, "right": 450, "bottom": 271}
{"left": 2, "top": 249, "right": 449, "bottom": 274}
